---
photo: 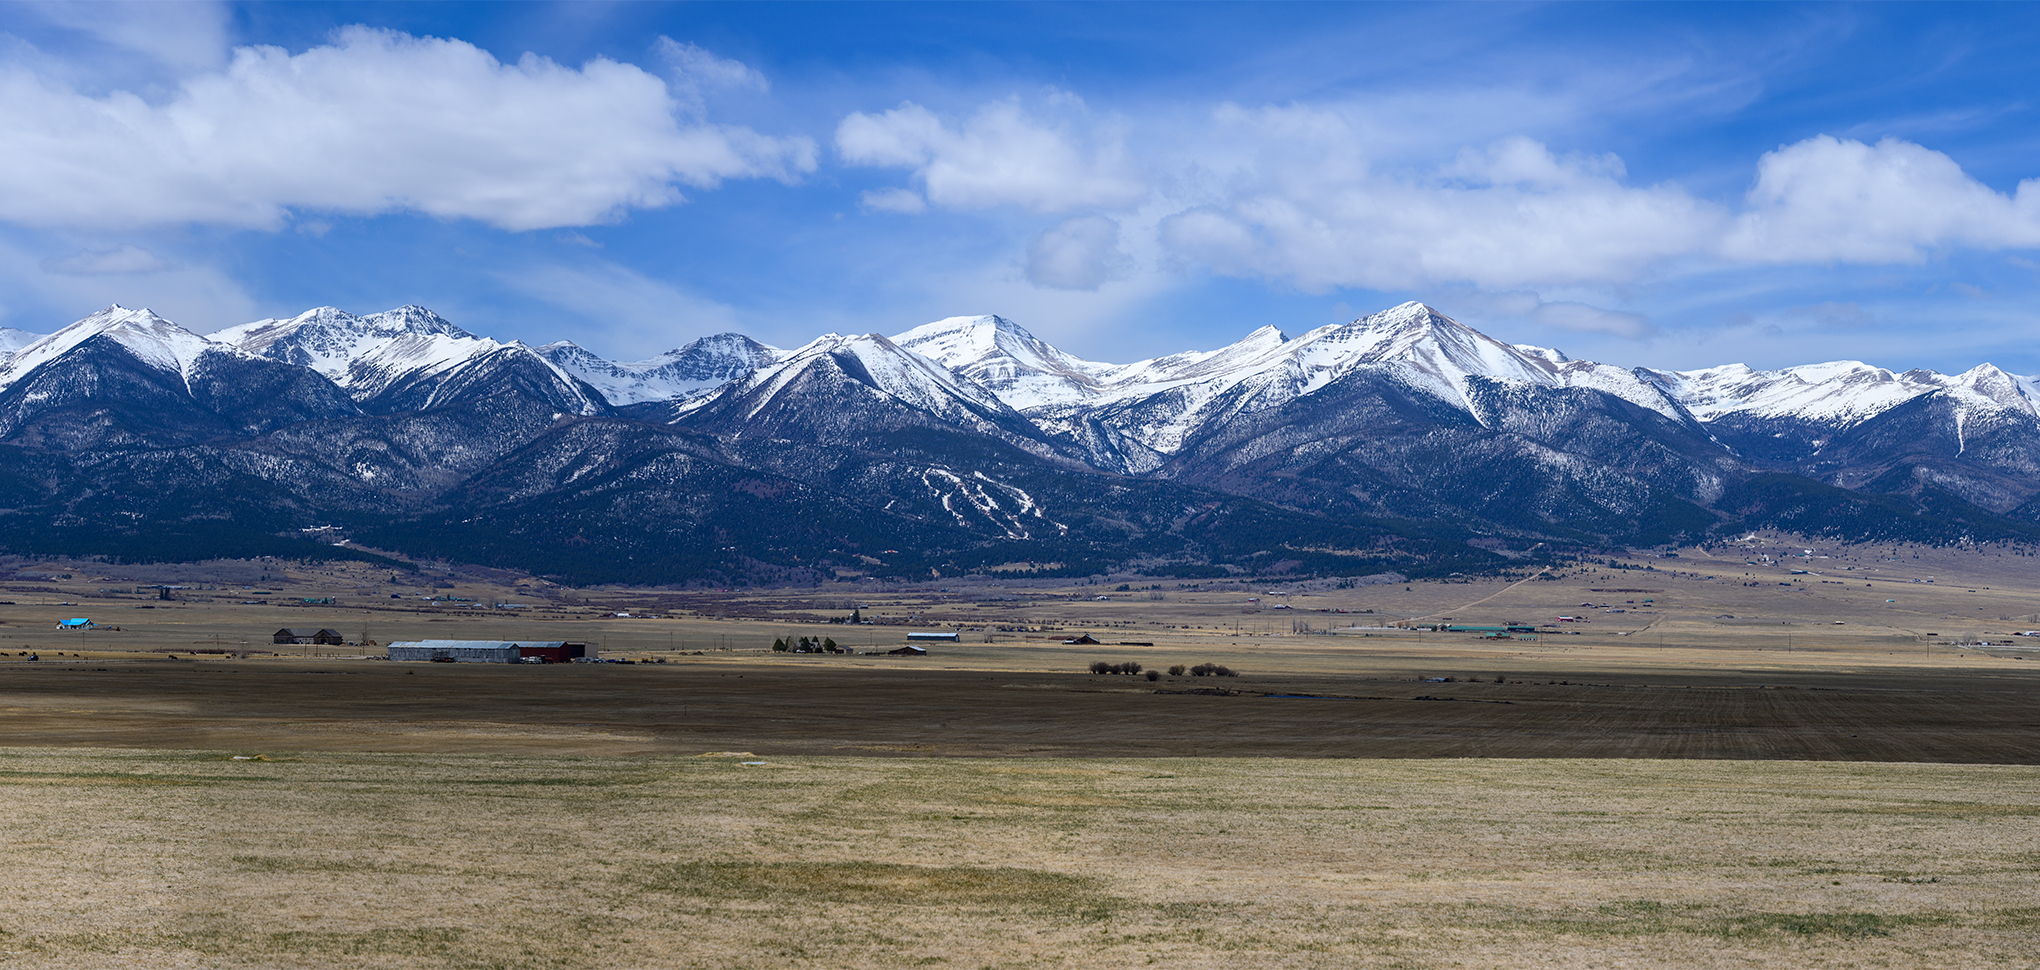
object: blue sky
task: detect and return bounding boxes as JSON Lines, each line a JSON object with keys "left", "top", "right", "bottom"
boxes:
{"left": 4, "top": 2, "right": 2040, "bottom": 374}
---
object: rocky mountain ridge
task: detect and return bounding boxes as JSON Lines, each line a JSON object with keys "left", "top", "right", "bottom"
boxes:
{"left": 1, "top": 300, "right": 2036, "bottom": 583}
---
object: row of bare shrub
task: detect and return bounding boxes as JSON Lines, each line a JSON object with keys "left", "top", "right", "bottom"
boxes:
{"left": 1089, "top": 661, "right": 1241, "bottom": 677}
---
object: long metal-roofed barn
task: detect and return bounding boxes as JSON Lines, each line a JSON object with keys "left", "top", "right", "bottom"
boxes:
{"left": 386, "top": 640, "right": 594, "bottom": 663}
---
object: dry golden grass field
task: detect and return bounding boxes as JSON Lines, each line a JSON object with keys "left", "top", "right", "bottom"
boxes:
{"left": 1, "top": 751, "right": 2035, "bottom": 969}
{"left": 1, "top": 534, "right": 2037, "bottom": 967}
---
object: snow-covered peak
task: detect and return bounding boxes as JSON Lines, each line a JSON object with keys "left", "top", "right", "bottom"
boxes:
{"left": 212, "top": 305, "right": 349, "bottom": 345}
{"left": 536, "top": 332, "right": 780, "bottom": 405}
{"left": 1941, "top": 363, "right": 2034, "bottom": 412}
{"left": 1514, "top": 344, "right": 1571, "bottom": 364}
{"left": 1655, "top": 360, "right": 1943, "bottom": 425}
{"left": 702, "top": 331, "right": 1017, "bottom": 426}
{"left": 0, "top": 305, "right": 224, "bottom": 391}
{"left": 345, "top": 330, "right": 505, "bottom": 399}
{"left": 0, "top": 327, "right": 47, "bottom": 356}
{"left": 1096, "top": 324, "right": 1291, "bottom": 392}
{"left": 892, "top": 314, "right": 1113, "bottom": 408}
{"left": 1281, "top": 303, "right": 1555, "bottom": 405}
{"left": 808, "top": 332, "right": 1009, "bottom": 410}
{"left": 1649, "top": 357, "right": 2040, "bottom": 430}
{"left": 215, "top": 305, "right": 483, "bottom": 385}
{"left": 212, "top": 305, "right": 505, "bottom": 403}
{"left": 361, "top": 305, "right": 471, "bottom": 338}
{"left": 894, "top": 314, "right": 1036, "bottom": 366}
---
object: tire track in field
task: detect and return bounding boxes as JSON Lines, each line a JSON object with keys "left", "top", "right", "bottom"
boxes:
{"left": 1410, "top": 566, "right": 1549, "bottom": 622}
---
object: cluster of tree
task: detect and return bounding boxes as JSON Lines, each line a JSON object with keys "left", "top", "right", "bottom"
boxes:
{"left": 773, "top": 635, "right": 842, "bottom": 653}
{"left": 1090, "top": 660, "right": 1241, "bottom": 678}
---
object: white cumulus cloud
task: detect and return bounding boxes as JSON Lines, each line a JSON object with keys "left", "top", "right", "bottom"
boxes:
{"left": 828, "top": 89, "right": 2040, "bottom": 311}
{"left": 836, "top": 97, "right": 1146, "bottom": 213}
{"left": 0, "top": 27, "right": 817, "bottom": 232}
{"left": 1722, "top": 135, "right": 2040, "bottom": 263}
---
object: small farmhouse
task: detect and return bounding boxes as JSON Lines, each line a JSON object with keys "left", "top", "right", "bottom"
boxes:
{"left": 274, "top": 628, "right": 344, "bottom": 645}
{"left": 887, "top": 645, "right": 928, "bottom": 656}
{"left": 57, "top": 618, "right": 93, "bottom": 630}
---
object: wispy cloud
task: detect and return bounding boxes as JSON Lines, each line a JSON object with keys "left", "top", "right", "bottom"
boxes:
{"left": 1026, "top": 215, "right": 1133, "bottom": 291}
{"left": 0, "top": 236, "right": 253, "bottom": 332}
{"left": 41, "top": 243, "right": 172, "bottom": 275}
{"left": 838, "top": 95, "right": 1145, "bottom": 213}
{"left": 495, "top": 260, "right": 744, "bottom": 359}
{"left": 19, "top": 0, "right": 231, "bottom": 76}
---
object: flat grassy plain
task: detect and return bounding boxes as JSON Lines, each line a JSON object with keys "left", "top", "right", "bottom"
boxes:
{"left": 2, "top": 750, "right": 2037, "bottom": 969}
{"left": 2, "top": 535, "right": 2038, "bottom": 967}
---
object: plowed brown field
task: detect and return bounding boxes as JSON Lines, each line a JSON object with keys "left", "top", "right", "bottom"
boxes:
{"left": 1, "top": 654, "right": 2035, "bottom": 762}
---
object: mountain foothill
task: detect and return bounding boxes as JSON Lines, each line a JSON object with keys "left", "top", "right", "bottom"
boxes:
{"left": 2, "top": 300, "right": 2036, "bottom": 585}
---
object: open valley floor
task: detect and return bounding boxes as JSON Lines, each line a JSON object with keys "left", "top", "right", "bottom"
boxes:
{"left": 1, "top": 535, "right": 2037, "bottom": 967}
{"left": 0, "top": 750, "right": 2034, "bottom": 969}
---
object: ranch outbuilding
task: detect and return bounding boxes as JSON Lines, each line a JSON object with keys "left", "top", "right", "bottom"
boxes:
{"left": 274, "top": 628, "right": 344, "bottom": 645}
{"left": 386, "top": 640, "right": 594, "bottom": 663}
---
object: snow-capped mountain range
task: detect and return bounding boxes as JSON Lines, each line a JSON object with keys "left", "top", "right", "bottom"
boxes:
{"left": 6, "top": 299, "right": 2029, "bottom": 450}
{"left": 4, "top": 298, "right": 2040, "bottom": 583}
